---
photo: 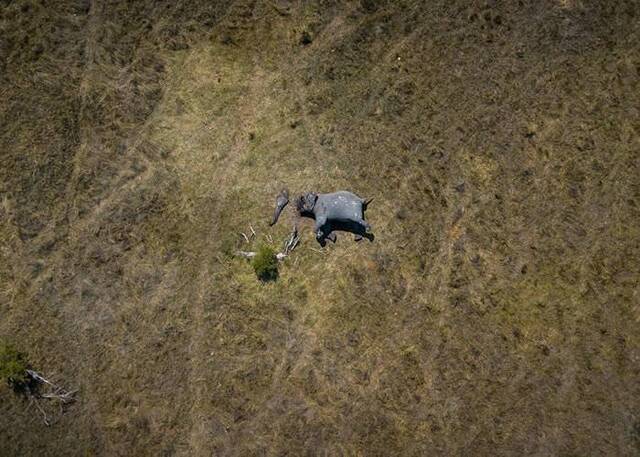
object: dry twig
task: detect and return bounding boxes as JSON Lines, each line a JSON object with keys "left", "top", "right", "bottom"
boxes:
{"left": 235, "top": 225, "right": 300, "bottom": 261}
{"left": 23, "top": 369, "right": 77, "bottom": 426}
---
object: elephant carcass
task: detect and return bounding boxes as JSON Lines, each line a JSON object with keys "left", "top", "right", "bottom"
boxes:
{"left": 295, "top": 191, "right": 373, "bottom": 245}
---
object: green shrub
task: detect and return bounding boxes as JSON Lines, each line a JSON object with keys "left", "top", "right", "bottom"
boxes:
{"left": 0, "top": 341, "right": 29, "bottom": 390}
{"left": 251, "top": 244, "right": 278, "bottom": 282}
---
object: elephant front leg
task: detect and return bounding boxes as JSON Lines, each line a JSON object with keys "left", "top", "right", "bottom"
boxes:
{"left": 314, "top": 217, "right": 330, "bottom": 246}
{"left": 319, "top": 227, "right": 337, "bottom": 244}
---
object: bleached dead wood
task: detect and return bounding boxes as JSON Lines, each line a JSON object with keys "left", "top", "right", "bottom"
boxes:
{"left": 23, "top": 369, "right": 76, "bottom": 426}
{"left": 235, "top": 225, "right": 300, "bottom": 261}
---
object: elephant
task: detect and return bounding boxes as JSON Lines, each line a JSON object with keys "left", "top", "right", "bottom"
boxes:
{"left": 270, "top": 189, "right": 374, "bottom": 246}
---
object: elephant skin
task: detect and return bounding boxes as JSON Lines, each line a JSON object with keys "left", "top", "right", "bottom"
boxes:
{"left": 295, "top": 191, "right": 373, "bottom": 246}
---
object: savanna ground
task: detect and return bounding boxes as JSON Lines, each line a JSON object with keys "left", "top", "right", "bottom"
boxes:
{"left": 1, "top": 0, "right": 639, "bottom": 455}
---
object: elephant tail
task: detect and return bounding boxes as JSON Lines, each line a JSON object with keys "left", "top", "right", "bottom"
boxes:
{"left": 363, "top": 197, "right": 374, "bottom": 210}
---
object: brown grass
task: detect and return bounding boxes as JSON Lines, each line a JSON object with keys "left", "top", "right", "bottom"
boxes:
{"left": 1, "top": 0, "right": 639, "bottom": 455}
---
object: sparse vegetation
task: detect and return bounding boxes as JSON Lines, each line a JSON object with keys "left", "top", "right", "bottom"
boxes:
{"left": 0, "top": 341, "right": 76, "bottom": 425}
{"left": 0, "top": 342, "right": 29, "bottom": 392}
{"left": 251, "top": 244, "right": 279, "bottom": 282}
{"left": 1, "top": 0, "right": 639, "bottom": 455}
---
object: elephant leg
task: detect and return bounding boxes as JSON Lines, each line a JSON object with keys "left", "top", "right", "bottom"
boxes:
{"left": 314, "top": 217, "right": 329, "bottom": 246}
{"left": 356, "top": 218, "right": 372, "bottom": 233}
{"left": 314, "top": 216, "right": 327, "bottom": 235}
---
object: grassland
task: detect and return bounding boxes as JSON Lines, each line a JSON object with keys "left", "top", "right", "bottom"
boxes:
{"left": 1, "top": 0, "right": 639, "bottom": 455}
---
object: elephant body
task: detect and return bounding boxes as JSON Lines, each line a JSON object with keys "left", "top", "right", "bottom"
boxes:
{"left": 270, "top": 189, "right": 374, "bottom": 246}
{"left": 296, "top": 191, "right": 373, "bottom": 245}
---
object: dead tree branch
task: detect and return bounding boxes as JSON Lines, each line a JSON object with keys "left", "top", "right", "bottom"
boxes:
{"left": 235, "top": 225, "right": 299, "bottom": 261}
{"left": 24, "top": 369, "right": 76, "bottom": 426}
{"left": 282, "top": 225, "right": 300, "bottom": 255}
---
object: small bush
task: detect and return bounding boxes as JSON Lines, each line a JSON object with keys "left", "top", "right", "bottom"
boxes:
{"left": 0, "top": 341, "right": 29, "bottom": 391}
{"left": 251, "top": 244, "right": 279, "bottom": 282}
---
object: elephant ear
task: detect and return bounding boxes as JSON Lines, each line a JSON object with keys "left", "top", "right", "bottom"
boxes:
{"left": 307, "top": 192, "right": 318, "bottom": 211}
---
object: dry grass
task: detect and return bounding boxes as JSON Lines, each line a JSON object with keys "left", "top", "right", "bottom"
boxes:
{"left": 1, "top": 0, "right": 640, "bottom": 455}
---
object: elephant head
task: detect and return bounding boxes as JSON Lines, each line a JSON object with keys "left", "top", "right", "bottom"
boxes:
{"left": 294, "top": 192, "right": 318, "bottom": 217}
{"left": 270, "top": 190, "right": 317, "bottom": 227}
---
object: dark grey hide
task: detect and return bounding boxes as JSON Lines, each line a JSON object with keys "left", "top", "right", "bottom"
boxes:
{"left": 295, "top": 191, "right": 373, "bottom": 246}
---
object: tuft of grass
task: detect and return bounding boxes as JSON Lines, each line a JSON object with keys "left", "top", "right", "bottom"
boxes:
{"left": 0, "top": 341, "right": 29, "bottom": 391}
{"left": 251, "top": 244, "right": 279, "bottom": 282}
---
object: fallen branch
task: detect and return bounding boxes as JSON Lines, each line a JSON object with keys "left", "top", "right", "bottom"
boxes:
{"left": 283, "top": 226, "right": 300, "bottom": 254}
{"left": 24, "top": 369, "right": 76, "bottom": 426}
{"left": 235, "top": 226, "right": 299, "bottom": 262}
{"left": 31, "top": 397, "right": 50, "bottom": 426}
{"left": 236, "top": 250, "right": 290, "bottom": 262}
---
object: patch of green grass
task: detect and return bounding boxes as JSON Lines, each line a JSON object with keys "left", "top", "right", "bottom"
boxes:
{"left": 251, "top": 244, "right": 278, "bottom": 282}
{"left": 0, "top": 341, "right": 29, "bottom": 391}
